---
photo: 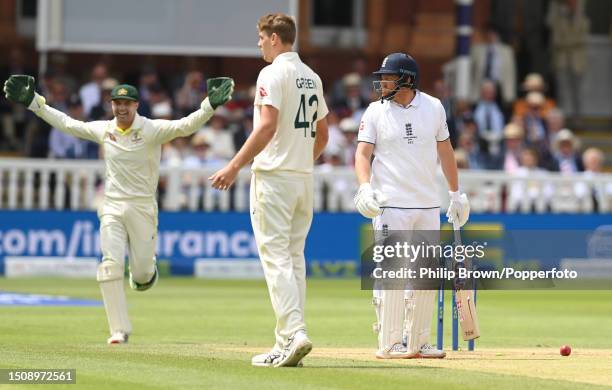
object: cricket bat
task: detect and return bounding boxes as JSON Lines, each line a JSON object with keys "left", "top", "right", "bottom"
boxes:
{"left": 453, "top": 222, "right": 480, "bottom": 341}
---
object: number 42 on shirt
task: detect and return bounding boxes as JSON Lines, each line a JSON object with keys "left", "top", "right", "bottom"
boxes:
{"left": 294, "top": 94, "right": 318, "bottom": 138}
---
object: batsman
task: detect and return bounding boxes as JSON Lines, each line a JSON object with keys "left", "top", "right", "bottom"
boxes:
{"left": 354, "top": 53, "right": 470, "bottom": 358}
{"left": 3, "top": 74, "right": 234, "bottom": 344}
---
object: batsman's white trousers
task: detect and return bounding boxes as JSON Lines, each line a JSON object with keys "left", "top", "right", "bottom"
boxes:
{"left": 372, "top": 208, "right": 440, "bottom": 352}
{"left": 97, "top": 197, "right": 158, "bottom": 282}
{"left": 250, "top": 171, "right": 313, "bottom": 350}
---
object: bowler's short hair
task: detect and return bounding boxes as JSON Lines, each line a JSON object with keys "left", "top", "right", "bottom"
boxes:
{"left": 257, "top": 13, "right": 296, "bottom": 45}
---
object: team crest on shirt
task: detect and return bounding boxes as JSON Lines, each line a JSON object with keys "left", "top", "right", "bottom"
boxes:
{"left": 131, "top": 130, "right": 143, "bottom": 143}
{"left": 259, "top": 86, "right": 268, "bottom": 97}
{"left": 403, "top": 123, "right": 417, "bottom": 144}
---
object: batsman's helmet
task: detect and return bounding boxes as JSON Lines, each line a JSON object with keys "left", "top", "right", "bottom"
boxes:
{"left": 373, "top": 53, "right": 419, "bottom": 101}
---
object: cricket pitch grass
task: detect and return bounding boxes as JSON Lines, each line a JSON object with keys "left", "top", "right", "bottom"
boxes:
{"left": 1, "top": 278, "right": 611, "bottom": 389}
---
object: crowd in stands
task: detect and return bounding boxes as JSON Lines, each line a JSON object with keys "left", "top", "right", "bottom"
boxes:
{"left": 0, "top": 25, "right": 607, "bottom": 187}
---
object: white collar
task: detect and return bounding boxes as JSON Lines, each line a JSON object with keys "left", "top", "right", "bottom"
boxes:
{"left": 273, "top": 52, "right": 299, "bottom": 64}
{"left": 390, "top": 90, "right": 420, "bottom": 109}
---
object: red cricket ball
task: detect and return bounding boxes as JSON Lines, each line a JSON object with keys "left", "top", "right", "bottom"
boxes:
{"left": 560, "top": 345, "right": 572, "bottom": 356}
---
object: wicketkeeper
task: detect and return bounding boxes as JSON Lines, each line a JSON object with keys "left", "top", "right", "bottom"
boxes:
{"left": 3, "top": 74, "right": 233, "bottom": 344}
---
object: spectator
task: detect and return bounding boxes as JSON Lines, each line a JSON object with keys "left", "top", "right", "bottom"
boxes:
{"left": 454, "top": 149, "right": 469, "bottom": 169}
{"left": 522, "top": 92, "right": 548, "bottom": 147}
{"left": 582, "top": 147, "right": 605, "bottom": 174}
{"left": 433, "top": 78, "right": 457, "bottom": 146}
{"left": 575, "top": 147, "right": 611, "bottom": 211}
{"left": 182, "top": 132, "right": 224, "bottom": 209}
{"left": 353, "top": 57, "right": 377, "bottom": 102}
{"left": 547, "top": 0, "right": 590, "bottom": 120}
{"left": 48, "top": 53, "right": 78, "bottom": 94}
{"left": 456, "top": 133, "right": 487, "bottom": 170}
{"left": 25, "top": 79, "right": 69, "bottom": 158}
{"left": 473, "top": 80, "right": 505, "bottom": 157}
{"left": 196, "top": 106, "right": 235, "bottom": 161}
{"left": 338, "top": 117, "right": 359, "bottom": 166}
{"left": 453, "top": 100, "right": 475, "bottom": 139}
{"left": 38, "top": 71, "right": 57, "bottom": 97}
{"left": 49, "top": 94, "right": 97, "bottom": 159}
{"left": 233, "top": 106, "right": 254, "bottom": 151}
{"left": 332, "top": 57, "right": 376, "bottom": 104}
{"left": 321, "top": 111, "right": 344, "bottom": 163}
{"left": 333, "top": 73, "right": 369, "bottom": 118}
{"left": 141, "top": 82, "right": 171, "bottom": 118}
{"left": 317, "top": 145, "right": 355, "bottom": 211}
{"left": 492, "top": 123, "right": 525, "bottom": 173}
{"left": 545, "top": 108, "right": 566, "bottom": 142}
{"left": 183, "top": 132, "right": 223, "bottom": 170}
{"left": 138, "top": 66, "right": 160, "bottom": 104}
{"left": 470, "top": 24, "right": 516, "bottom": 107}
{"left": 89, "top": 78, "right": 118, "bottom": 121}
{"left": 174, "top": 70, "right": 206, "bottom": 117}
{"left": 508, "top": 147, "right": 553, "bottom": 212}
{"left": 0, "top": 48, "right": 34, "bottom": 151}
{"left": 553, "top": 129, "right": 583, "bottom": 174}
{"left": 152, "top": 99, "right": 181, "bottom": 175}
{"left": 513, "top": 73, "right": 556, "bottom": 118}
{"left": 151, "top": 101, "right": 173, "bottom": 120}
{"left": 79, "top": 63, "right": 108, "bottom": 117}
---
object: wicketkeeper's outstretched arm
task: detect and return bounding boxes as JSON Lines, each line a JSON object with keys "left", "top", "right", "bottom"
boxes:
{"left": 3, "top": 75, "right": 103, "bottom": 143}
{"left": 150, "top": 77, "right": 234, "bottom": 144}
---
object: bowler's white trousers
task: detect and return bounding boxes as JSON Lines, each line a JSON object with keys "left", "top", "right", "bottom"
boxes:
{"left": 250, "top": 171, "right": 313, "bottom": 350}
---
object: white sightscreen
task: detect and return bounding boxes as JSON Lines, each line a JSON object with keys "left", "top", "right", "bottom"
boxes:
{"left": 37, "top": 0, "right": 296, "bottom": 57}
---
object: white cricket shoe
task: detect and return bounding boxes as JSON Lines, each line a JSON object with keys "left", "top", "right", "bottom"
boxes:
{"left": 107, "top": 332, "right": 129, "bottom": 345}
{"left": 274, "top": 331, "right": 312, "bottom": 367}
{"left": 252, "top": 350, "right": 304, "bottom": 367}
{"left": 376, "top": 343, "right": 419, "bottom": 359}
{"left": 418, "top": 343, "right": 446, "bottom": 359}
{"left": 252, "top": 350, "right": 281, "bottom": 367}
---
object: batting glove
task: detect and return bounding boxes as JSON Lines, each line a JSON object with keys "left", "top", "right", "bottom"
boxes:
{"left": 354, "top": 183, "right": 383, "bottom": 219}
{"left": 446, "top": 191, "right": 470, "bottom": 227}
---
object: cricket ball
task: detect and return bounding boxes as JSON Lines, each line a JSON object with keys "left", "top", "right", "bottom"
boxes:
{"left": 560, "top": 345, "right": 571, "bottom": 356}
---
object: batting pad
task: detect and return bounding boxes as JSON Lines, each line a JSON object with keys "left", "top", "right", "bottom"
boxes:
{"left": 378, "top": 289, "right": 405, "bottom": 351}
{"left": 405, "top": 290, "right": 437, "bottom": 353}
{"left": 99, "top": 278, "right": 132, "bottom": 335}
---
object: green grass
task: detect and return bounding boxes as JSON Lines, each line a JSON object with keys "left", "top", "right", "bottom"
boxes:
{"left": 0, "top": 278, "right": 611, "bottom": 389}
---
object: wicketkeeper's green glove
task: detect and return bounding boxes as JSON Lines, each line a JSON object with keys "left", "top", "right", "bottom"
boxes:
{"left": 206, "top": 77, "right": 234, "bottom": 109}
{"left": 3, "top": 75, "right": 36, "bottom": 106}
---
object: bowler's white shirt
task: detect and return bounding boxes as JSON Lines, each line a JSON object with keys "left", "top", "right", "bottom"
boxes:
{"left": 357, "top": 91, "right": 449, "bottom": 208}
{"left": 252, "top": 52, "right": 329, "bottom": 174}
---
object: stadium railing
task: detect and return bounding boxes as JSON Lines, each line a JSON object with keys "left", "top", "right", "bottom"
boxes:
{"left": 0, "top": 158, "right": 611, "bottom": 213}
